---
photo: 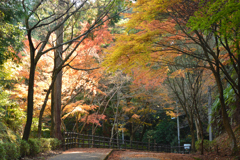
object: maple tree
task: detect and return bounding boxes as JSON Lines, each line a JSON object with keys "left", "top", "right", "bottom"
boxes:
{"left": 12, "top": 16, "right": 113, "bottom": 138}
{"left": 103, "top": 0, "right": 240, "bottom": 154}
{"left": 20, "top": 0, "right": 126, "bottom": 141}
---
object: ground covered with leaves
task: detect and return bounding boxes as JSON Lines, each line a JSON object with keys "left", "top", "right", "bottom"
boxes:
{"left": 107, "top": 150, "right": 238, "bottom": 160}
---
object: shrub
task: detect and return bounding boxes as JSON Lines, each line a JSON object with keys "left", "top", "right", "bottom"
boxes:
{"left": 20, "top": 140, "right": 30, "bottom": 157}
{"left": 19, "top": 138, "right": 61, "bottom": 158}
{"left": 28, "top": 138, "right": 41, "bottom": 156}
{"left": 195, "top": 139, "right": 216, "bottom": 152}
{"left": 0, "top": 142, "right": 6, "bottom": 160}
{"left": 3, "top": 142, "right": 20, "bottom": 160}
{"left": 49, "top": 138, "right": 61, "bottom": 150}
{"left": 40, "top": 138, "right": 51, "bottom": 152}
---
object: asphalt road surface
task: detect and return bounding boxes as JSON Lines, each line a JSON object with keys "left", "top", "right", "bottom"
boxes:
{"left": 49, "top": 148, "right": 112, "bottom": 160}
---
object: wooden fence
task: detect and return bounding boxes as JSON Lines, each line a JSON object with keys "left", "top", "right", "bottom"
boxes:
{"left": 62, "top": 132, "right": 191, "bottom": 154}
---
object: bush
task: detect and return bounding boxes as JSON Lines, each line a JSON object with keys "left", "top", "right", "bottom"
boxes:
{"left": 28, "top": 138, "right": 41, "bottom": 156}
{"left": 26, "top": 138, "right": 61, "bottom": 157}
{"left": 20, "top": 140, "right": 30, "bottom": 157}
{"left": 49, "top": 138, "right": 61, "bottom": 150}
{"left": 40, "top": 138, "right": 51, "bottom": 152}
{"left": 195, "top": 139, "right": 216, "bottom": 152}
{"left": 3, "top": 142, "right": 20, "bottom": 160}
{"left": 0, "top": 142, "right": 6, "bottom": 160}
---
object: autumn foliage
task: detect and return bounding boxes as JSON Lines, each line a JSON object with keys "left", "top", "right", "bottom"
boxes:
{"left": 12, "top": 20, "right": 112, "bottom": 131}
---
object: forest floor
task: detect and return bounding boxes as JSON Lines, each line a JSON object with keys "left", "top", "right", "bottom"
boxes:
{"left": 107, "top": 149, "right": 238, "bottom": 160}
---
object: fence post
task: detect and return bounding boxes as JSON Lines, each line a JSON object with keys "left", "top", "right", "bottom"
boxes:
{"left": 82, "top": 134, "right": 84, "bottom": 148}
{"left": 154, "top": 140, "right": 156, "bottom": 151}
{"left": 148, "top": 139, "right": 150, "bottom": 151}
{"left": 69, "top": 132, "right": 71, "bottom": 149}
{"left": 72, "top": 132, "right": 74, "bottom": 148}
{"left": 75, "top": 132, "right": 77, "bottom": 148}
{"left": 67, "top": 132, "right": 68, "bottom": 149}
{"left": 92, "top": 134, "right": 94, "bottom": 148}
{"left": 103, "top": 137, "right": 105, "bottom": 148}
{"left": 62, "top": 132, "right": 65, "bottom": 151}
{"left": 88, "top": 134, "right": 90, "bottom": 148}
{"left": 78, "top": 133, "right": 80, "bottom": 148}
{"left": 119, "top": 139, "right": 121, "bottom": 149}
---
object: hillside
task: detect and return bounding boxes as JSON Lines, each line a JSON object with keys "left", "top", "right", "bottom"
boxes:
{"left": 191, "top": 126, "right": 240, "bottom": 160}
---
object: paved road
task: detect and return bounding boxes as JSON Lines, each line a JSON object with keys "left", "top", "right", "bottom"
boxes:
{"left": 49, "top": 148, "right": 112, "bottom": 160}
{"left": 120, "top": 158, "right": 159, "bottom": 160}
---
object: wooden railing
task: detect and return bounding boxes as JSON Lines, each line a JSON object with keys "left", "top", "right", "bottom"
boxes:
{"left": 62, "top": 132, "right": 191, "bottom": 154}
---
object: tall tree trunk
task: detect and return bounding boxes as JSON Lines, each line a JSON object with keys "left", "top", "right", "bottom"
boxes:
{"left": 79, "top": 114, "right": 88, "bottom": 134}
{"left": 219, "top": 86, "right": 237, "bottom": 154}
{"left": 116, "top": 118, "right": 119, "bottom": 147}
{"left": 51, "top": 0, "right": 64, "bottom": 140}
{"left": 51, "top": 84, "right": 55, "bottom": 137}
{"left": 189, "top": 115, "right": 196, "bottom": 153}
{"left": 194, "top": 118, "right": 201, "bottom": 141}
{"left": 37, "top": 75, "right": 55, "bottom": 138}
{"left": 130, "top": 124, "right": 134, "bottom": 142}
{"left": 110, "top": 90, "right": 120, "bottom": 146}
{"left": 208, "top": 86, "right": 213, "bottom": 141}
{"left": 22, "top": 33, "right": 36, "bottom": 141}
{"left": 139, "top": 124, "right": 146, "bottom": 141}
{"left": 215, "top": 69, "right": 237, "bottom": 154}
{"left": 195, "top": 109, "right": 204, "bottom": 155}
{"left": 22, "top": 51, "right": 35, "bottom": 140}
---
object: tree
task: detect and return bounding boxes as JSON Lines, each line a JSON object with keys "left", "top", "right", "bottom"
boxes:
{"left": 103, "top": 0, "right": 239, "bottom": 154}
{"left": 186, "top": 0, "right": 240, "bottom": 153}
{"left": 0, "top": 0, "right": 24, "bottom": 65}
{"left": 51, "top": 0, "right": 64, "bottom": 140}
{"left": 21, "top": 0, "right": 126, "bottom": 141}
{"left": 144, "top": 114, "right": 177, "bottom": 145}
{"left": 13, "top": 18, "right": 113, "bottom": 138}
{"left": 165, "top": 55, "right": 209, "bottom": 154}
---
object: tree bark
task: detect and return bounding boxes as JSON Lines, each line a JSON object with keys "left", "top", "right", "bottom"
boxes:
{"left": 37, "top": 75, "right": 56, "bottom": 138}
{"left": 139, "top": 124, "right": 146, "bottom": 141}
{"left": 214, "top": 58, "right": 237, "bottom": 155}
{"left": 22, "top": 31, "right": 36, "bottom": 141}
{"left": 51, "top": 0, "right": 64, "bottom": 140}
{"left": 110, "top": 89, "right": 120, "bottom": 146}
{"left": 194, "top": 118, "right": 201, "bottom": 141}
{"left": 22, "top": 51, "right": 35, "bottom": 140}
